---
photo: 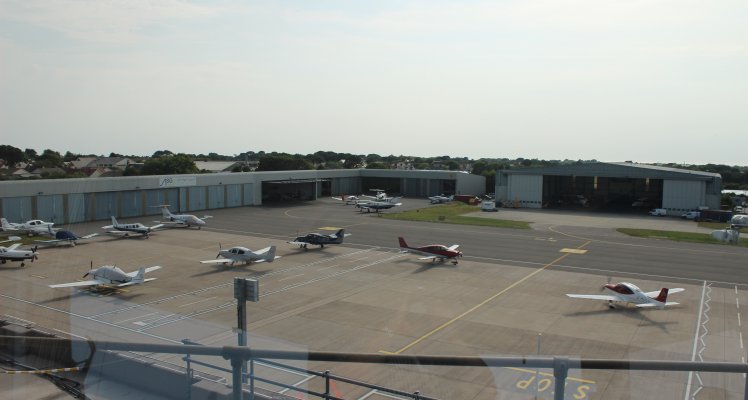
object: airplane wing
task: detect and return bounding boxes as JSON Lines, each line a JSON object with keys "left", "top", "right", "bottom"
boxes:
{"left": 447, "top": 244, "right": 460, "bottom": 251}
{"left": 287, "top": 241, "right": 306, "bottom": 245}
{"left": 106, "top": 230, "right": 134, "bottom": 235}
{"left": 6, "top": 243, "right": 21, "bottom": 251}
{"left": 101, "top": 225, "right": 114, "bottom": 229}
{"left": 636, "top": 302, "right": 679, "bottom": 308}
{"left": 150, "top": 224, "right": 165, "bottom": 230}
{"left": 125, "top": 266, "right": 161, "bottom": 277}
{"left": 644, "top": 288, "right": 684, "bottom": 297}
{"left": 80, "top": 233, "right": 99, "bottom": 239}
{"left": 201, "top": 216, "right": 213, "bottom": 219}
{"left": 49, "top": 280, "right": 103, "bottom": 288}
{"left": 118, "top": 278, "right": 157, "bottom": 287}
{"left": 566, "top": 294, "right": 619, "bottom": 301}
{"left": 418, "top": 256, "right": 442, "bottom": 260}
{"left": 200, "top": 259, "right": 233, "bottom": 264}
{"left": 36, "top": 233, "right": 99, "bottom": 245}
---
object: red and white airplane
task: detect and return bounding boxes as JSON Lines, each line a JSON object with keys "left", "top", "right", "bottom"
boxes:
{"left": 398, "top": 237, "right": 463, "bottom": 265}
{"left": 566, "top": 282, "right": 684, "bottom": 309}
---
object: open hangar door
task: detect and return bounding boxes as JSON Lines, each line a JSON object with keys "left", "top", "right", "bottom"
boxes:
{"left": 542, "top": 175, "right": 663, "bottom": 212}
{"left": 261, "top": 179, "right": 318, "bottom": 203}
{"left": 361, "top": 177, "right": 401, "bottom": 196}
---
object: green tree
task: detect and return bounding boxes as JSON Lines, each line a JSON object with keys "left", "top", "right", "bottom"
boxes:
{"left": 24, "top": 148, "right": 37, "bottom": 160}
{"left": 63, "top": 151, "right": 78, "bottom": 162}
{"left": 0, "top": 145, "right": 25, "bottom": 166}
{"left": 365, "top": 162, "right": 389, "bottom": 169}
{"left": 36, "top": 149, "right": 63, "bottom": 168}
{"left": 256, "top": 155, "right": 313, "bottom": 171}
{"left": 141, "top": 154, "right": 198, "bottom": 175}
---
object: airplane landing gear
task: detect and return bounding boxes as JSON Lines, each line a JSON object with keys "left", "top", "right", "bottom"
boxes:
{"left": 20, "top": 262, "right": 25, "bottom": 267}
{"left": 608, "top": 300, "right": 615, "bottom": 309}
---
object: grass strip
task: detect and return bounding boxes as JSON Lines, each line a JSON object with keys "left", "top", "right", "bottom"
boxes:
{"left": 381, "top": 203, "right": 531, "bottom": 229}
{"left": 617, "top": 228, "right": 748, "bottom": 247}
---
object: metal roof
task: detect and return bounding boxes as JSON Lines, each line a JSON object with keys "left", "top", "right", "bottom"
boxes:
{"left": 500, "top": 162, "right": 721, "bottom": 181}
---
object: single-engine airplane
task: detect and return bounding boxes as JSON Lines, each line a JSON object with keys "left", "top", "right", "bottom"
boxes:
{"left": 398, "top": 237, "right": 463, "bottom": 265}
{"left": 0, "top": 237, "right": 38, "bottom": 267}
{"left": 428, "top": 194, "right": 454, "bottom": 204}
{"left": 36, "top": 225, "right": 98, "bottom": 247}
{"left": 288, "top": 229, "right": 350, "bottom": 249}
{"left": 566, "top": 282, "right": 684, "bottom": 309}
{"left": 356, "top": 200, "right": 402, "bottom": 213}
{"left": 154, "top": 205, "right": 211, "bottom": 229}
{"left": 1, "top": 218, "right": 56, "bottom": 236}
{"left": 201, "top": 245, "right": 279, "bottom": 266}
{"left": 331, "top": 194, "right": 361, "bottom": 205}
{"left": 103, "top": 216, "right": 164, "bottom": 238}
{"left": 49, "top": 265, "right": 162, "bottom": 289}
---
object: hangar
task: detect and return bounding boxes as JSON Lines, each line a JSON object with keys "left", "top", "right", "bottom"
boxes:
{"left": 0, "top": 169, "right": 484, "bottom": 224}
{"left": 495, "top": 162, "right": 722, "bottom": 213}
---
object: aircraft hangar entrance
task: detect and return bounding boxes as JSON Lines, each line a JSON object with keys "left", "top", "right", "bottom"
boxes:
{"left": 542, "top": 175, "right": 663, "bottom": 211}
{"left": 261, "top": 179, "right": 326, "bottom": 203}
{"left": 361, "top": 177, "right": 401, "bottom": 196}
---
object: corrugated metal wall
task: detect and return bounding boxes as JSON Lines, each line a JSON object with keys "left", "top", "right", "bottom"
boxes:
{"left": 67, "top": 194, "right": 86, "bottom": 223}
{"left": 404, "top": 178, "right": 421, "bottom": 196}
{"left": 207, "top": 185, "right": 225, "bottom": 209}
{"left": 242, "top": 184, "right": 254, "bottom": 206}
{"left": 332, "top": 177, "right": 359, "bottom": 196}
{"left": 120, "top": 191, "right": 142, "bottom": 218}
{"left": 188, "top": 187, "right": 206, "bottom": 211}
{"left": 226, "top": 184, "right": 242, "bottom": 207}
{"left": 663, "top": 180, "right": 706, "bottom": 212}
{"left": 94, "top": 192, "right": 118, "bottom": 220}
{"left": 2, "top": 197, "right": 33, "bottom": 222}
{"left": 507, "top": 175, "right": 543, "bottom": 208}
{"left": 146, "top": 190, "right": 167, "bottom": 215}
{"left": 36, "top": 195, "right": 64, "bottom": 223}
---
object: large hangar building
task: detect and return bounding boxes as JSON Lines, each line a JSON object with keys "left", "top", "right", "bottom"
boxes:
{"left": 0, "top": 169, "right": 484, "bottom": 224}
{"left": 495, "top": 162, "right": 722, "bottom": 213}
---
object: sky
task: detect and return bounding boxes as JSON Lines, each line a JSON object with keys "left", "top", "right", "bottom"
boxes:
{"left": 1, "top": 0, "right": 746, "bottom": 165}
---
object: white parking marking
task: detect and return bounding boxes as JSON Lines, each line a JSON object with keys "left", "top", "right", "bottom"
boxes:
{"left": 685, "top": 281, "right": 707, "bottom": 400}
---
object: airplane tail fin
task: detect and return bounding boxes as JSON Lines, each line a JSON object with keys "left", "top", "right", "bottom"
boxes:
{"left": 110, "top": 216, "right": 119, "bottom": 226}
{"left": 1, "top": 218, "right": 11, "bottom": 230}
{"left": 398, "top": 237, "right": 408, "bottom": 249}
{"left": 653, "top": 288, "right": 669, "bottom": 304}
{"left": 160, "top": 205, "right": 173, "bottom": 218}
{"left": 334, "top": 229, "right": 345, "bottom": 243}
{"left": 131, "top": 267, "right": 146, "bottom": 285}
{"left": 264, "top": 246, "right": 277, "bottom": 262}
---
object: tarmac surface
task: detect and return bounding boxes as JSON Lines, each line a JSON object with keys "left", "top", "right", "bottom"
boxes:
{"left": 3, "top": 199, "right": 748, "bottom": 399}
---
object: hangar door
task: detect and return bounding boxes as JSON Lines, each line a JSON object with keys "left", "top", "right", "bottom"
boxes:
{"left": 507, "top": 175, "right": 543, "bottom": 208}
{"left": 663, "top": 180, "right": 706, "bottom": 212}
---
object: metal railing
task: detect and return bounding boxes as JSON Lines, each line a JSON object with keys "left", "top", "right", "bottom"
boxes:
{"left": 3, "top": 336, "right": 748, "bottom": 400}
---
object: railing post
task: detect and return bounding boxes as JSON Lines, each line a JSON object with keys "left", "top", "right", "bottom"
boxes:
{"left": 413, "top": 390, "right": 421, "bottom": 399}
{"left": 249, "top": 359, "right": 255, "bottom": 400}
{"left": 182, "top": 339, "right": 193, "bottom": 400}
{"left": 744, "top": 369, "right": 748, "bottom": 400}
{"left": 323, "top": 370, "right": 331, "bottom": 400}
{"left": 553, "top": 357, "right": 568, "bottom": 400}
{"left": 230, "top": 354, "right": 244, "bottom": 400}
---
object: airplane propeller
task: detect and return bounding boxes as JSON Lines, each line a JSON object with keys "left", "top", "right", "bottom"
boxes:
{"left": 600, "top": 276, "right": 613, "bottom": 292}
{"left": 216, "top": 243, "right": 222, "bottom": 259}
{"left": 31, "top": 246, "right": 39, "bottom": 261}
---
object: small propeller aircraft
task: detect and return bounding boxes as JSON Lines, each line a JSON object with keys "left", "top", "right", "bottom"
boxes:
{"left": 428, "top": 194, "right": 454, "bottom": 204}
{"left": 566, "top": 282, "right": 684, "bottom": 309}
{"left": 398, "top": 237, "right": 463, "bottom": 265}
{"left": 102, "top": 216, "right": 164, "bottom": 238}
{"left": 35, "top": 225, "right": 98, "bottom": 247}
{"left": 0, "top": 236, "right": 39, "bottom": 267}
{"left": 1, "top": 218, "right": 56, "bottom": 236}
{"left": 356, "top": 199, "right": 403, "bottom": 213}
{"left": 154, "top": 205, "right": 211, "bottom": 229}
{"left": 362, "top": 189, "right": 401, "bottom": 203}
{"left": 201, "top": 245, "right": 279, "bottom": 266}
{"left": 49, "top": 264, "right": 162, "bottom": 289}
{"left": 288, "top": 229, "right": 350, "bottom": 249}
{"left": 331, "top": 194, "right": 361, "bottom": 205}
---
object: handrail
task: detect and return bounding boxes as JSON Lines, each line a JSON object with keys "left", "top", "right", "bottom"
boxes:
{"left": 3, "top": 336, "right": 748, "bottom": 400}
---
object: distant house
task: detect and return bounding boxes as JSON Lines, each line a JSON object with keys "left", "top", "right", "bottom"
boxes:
{"left": 195, "top": 161, "right": 258, "bottom": 173}
{"left": 68, "top": 156, "right": 134, "bottom": 176}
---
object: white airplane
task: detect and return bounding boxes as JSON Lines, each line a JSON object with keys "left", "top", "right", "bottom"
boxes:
{"left": 154, "top": 205, "right": 211, "bottom": 229}
{"left": 49, "top": 265, "right": 162, "bottom": 289}
{"left": 356, "top": 199, "right": 402, "bottom": 213}
{"left": 200, "top": 245, "right": 279, "bottom": 266}
{"left": 0, "top": 236, "right": 39, "bottom": 267}
{"left": 428, "top": 194, "right": 454, "bottom": 204}
{"left": 102, "top": 216, "right": 164, "bottom": 238}
{"left": 35, "top": 225, "right": 98, "bottom": 247}
{"left": 331, "top": 194, "right": 361, "bottom": 205}
{"left": 1, "top": 218, "right": 56, "bottom": 236}
{"left": 362, "top": 189, "right": 401, "bottom": 203}
{"left": 566, "top": 282, "right": 684, "bottom": 309}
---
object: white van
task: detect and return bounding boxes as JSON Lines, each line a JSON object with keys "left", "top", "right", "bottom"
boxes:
{"left": 649, "top": 208, "right": 667, "bottom": 216}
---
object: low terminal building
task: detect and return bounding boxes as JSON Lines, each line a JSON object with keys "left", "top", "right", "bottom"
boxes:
{"left": 495, "top": 162, "right": 722, "bottom": 213}
{"left": 0, "top": 169, "right": 485, "bottom": 224}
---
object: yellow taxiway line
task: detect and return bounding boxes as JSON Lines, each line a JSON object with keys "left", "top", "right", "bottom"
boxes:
{"left": 380, "top": 241, "right": 592, "bottom": 355}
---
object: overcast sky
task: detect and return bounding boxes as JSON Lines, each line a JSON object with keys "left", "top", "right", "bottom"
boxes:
{"left": 1, "top": 1, "right": 746, "bottom": 164}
